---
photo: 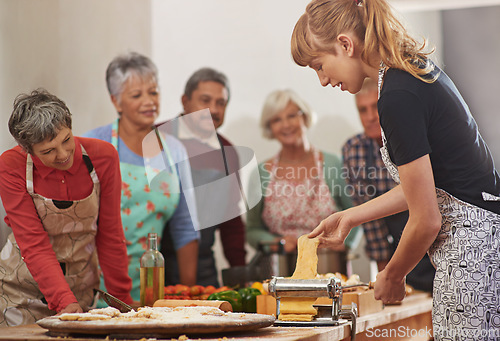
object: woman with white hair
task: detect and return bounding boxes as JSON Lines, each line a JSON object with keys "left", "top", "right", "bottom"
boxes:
{"left": 84, "top": 52, "right": 199, "bottom": 301}
{"left": 246, "top": 89, "right": 361, "bottom": 274}
{"left": 0, "top": 89, "right": 132, "bottom": 326}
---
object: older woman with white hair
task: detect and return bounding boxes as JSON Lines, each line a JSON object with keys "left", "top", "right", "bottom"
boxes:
{"left": 246, "top": 89, "right": 361, "bottom": 275}
{"left": 84, "top": 52, "right": 199, "bottom": 301}
{"left": 0, "top": 89, "right": 132, "bottom": 327}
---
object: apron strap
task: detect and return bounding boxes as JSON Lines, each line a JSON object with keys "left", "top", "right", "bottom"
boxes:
{"left": 482, "top": 192, "right": 500, "bottom": 202}
{"left": 80, "top": 145, "right": 99, "bottom": 184}
{"left": 26, "top": 154, "right": 35, "bottom": 194}
{"left": 113, "top": 118, "right": 177, "bottom": 175}
{"left": 153, "top": 127, "right": 176, "bottom": 174}
{"left": 111, "top": 119, "right": 119, "bottom": 150}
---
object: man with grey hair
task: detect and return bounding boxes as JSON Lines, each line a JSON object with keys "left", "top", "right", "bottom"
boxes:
{"left": 160, "top": 67, "right": 246, "bottom": 287}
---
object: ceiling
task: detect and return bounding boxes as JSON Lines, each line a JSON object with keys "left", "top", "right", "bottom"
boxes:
{"left": 390, "top": 0, "right": 500, "bottom": 12}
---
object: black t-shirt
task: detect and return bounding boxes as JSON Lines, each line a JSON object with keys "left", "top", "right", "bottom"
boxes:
{"left": 378, "top": 64, "right": 500, "bottom": 215}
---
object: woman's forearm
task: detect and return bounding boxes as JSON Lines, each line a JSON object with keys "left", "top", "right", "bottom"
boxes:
{"left": 384, "top": 214, "right": 440, "bottom": 282}
{"left": 309, "top": 185, "right": 408, "bottom": 248}
{"left": 383, "top": 155, "right": 442, "bottom": 281}
{"left": 349, "top": 184, "right": 408, "bottom": 226}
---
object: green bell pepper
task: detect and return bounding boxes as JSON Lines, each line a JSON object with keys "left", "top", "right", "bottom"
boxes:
{"left": 238, "top": 287, "right": 262, "bottom": 313}
{"left": 208, "top": 290, "right": 243, "bottom": 312}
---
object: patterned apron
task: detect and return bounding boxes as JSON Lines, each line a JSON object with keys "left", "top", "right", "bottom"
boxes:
{"left": 378, "top": 67, "right": 500, "bottom": 340}
{"left": 0, "top": 146, "right": 100, "bottom": 327}
{"left": 108, "top": 119, "right": 180, "bottom": 301}
{"left": 262, "top": 149, "right": 337, "bottom": 239}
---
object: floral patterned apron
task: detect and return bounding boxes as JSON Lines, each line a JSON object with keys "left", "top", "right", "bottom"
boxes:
{"left": 0, "top": 145, "right": 100, "bottom": 327}
{"left": 107, "top": 119, "right": 180, "bottom": 301}
{"left": 378, "top": 67, "right": 500, "bottom": 340}
{"left": 261, "top": 150, "right": 343, "bottom": 276}
{"left": 262, "top": 149, "right": 337, "bottom": 239}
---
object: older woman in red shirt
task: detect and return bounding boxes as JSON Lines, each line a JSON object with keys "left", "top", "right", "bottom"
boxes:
{"left": 0, "top": 89, "right": 132, "bottom": 327}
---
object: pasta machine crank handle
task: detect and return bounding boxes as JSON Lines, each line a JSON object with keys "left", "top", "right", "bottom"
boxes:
{"left": 340, "top": 303, "right": 358, "bottom": 341}
{"left": 341, "top": 281, "right": 375, "bottom": 290}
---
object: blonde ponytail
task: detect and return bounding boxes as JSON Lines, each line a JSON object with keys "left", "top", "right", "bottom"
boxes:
{"left": 362, "top": 0, "right": 436, "bottom": 82}
{"left": 291, "top": 0, "right": 437, "bottom": 83}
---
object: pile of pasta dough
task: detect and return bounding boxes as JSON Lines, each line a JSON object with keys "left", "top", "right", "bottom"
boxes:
{"left": 278, "top": 235, "right": 320, "bottom": 321}
{"left": 316, "top": 272, "right": 363, "bottom": 291}
{"left": 58, "top": 305, "right": 226, "bottom": 322}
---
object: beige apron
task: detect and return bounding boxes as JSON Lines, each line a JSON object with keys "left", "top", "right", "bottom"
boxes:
{"left": 0, "top": 145, "right": 100, "bottom": 327}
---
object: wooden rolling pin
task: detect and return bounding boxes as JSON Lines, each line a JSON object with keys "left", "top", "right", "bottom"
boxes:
{"left": 153, "top": 299, "right": 233, "bottom": 312}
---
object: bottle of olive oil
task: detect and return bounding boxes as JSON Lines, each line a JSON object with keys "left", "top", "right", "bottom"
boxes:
{"left": 140, "top": 233, "right": 164, "bottom": 306}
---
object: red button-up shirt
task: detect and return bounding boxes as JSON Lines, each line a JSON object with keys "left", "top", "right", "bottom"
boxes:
{"left": 0, "top": 137, "right": 132, "bottom": 311}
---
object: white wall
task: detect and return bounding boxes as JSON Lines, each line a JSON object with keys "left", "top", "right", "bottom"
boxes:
{"left": 442, "top": 6, "right": 500, "bottom": 166}
{"left": 0, "top": 0, "right": 59, "bottom": 152}
{"left": 57, "top": 0, "right": 153, "bottom": 137}
{"left": 0, "top": 0, "right": 152, "bottom": 153}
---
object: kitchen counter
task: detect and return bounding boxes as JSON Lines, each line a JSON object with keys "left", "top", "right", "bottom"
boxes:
{"left": 0, "top": 293, "right": 433, "bottom": 341}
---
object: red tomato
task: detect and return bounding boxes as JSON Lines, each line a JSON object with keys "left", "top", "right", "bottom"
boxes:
{"left": 174, "top": 284, "right": 190, "bottom": 296}
{"left": 164, "top": 285, "right": 176, "bottom": 295}
{"left": 190, "top": 285, "right": 205, "bottom": 296}
{"left": 203, "top": 285, "right": 216, "bottom": 295}
{"left": 215, "top": 286, "right": 231, "bottom": 293}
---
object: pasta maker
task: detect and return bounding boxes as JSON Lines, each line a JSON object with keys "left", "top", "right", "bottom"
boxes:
{"left": 269, "top": 276, "right": 372, "bottom": 341}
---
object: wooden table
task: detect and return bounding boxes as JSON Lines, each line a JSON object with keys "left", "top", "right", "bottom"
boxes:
{"left": 0, "top": 293, "right": 433, "bottom": 341}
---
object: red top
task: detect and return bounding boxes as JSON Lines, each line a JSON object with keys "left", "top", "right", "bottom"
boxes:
{"left": 0, "top": 137, "right": 132, "bottom": 311}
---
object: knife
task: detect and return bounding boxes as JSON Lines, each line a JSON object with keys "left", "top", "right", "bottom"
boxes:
{"left": 95, "top": 289, "right": 133, "bottom": 313}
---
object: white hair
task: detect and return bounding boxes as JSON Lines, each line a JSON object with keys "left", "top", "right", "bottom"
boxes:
{"left": 260, "top": 89, "right": 317, "bottom": 139}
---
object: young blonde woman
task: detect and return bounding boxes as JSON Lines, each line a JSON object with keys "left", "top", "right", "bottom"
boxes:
{"left": 291, "top": 0, "right": 500, "bottom": 339}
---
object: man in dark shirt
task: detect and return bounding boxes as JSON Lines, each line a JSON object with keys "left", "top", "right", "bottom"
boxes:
{"left": 160, "top": 67, "right": 246, "bottom": 287}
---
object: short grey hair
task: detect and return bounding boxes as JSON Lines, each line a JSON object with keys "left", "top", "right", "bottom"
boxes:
{"left": 184, "top": 67, "right": 230, "bottom": 101}
{"left": 260, "top": 89, "right": 316, "bottom": 139}
{"left": 106, "top": 51, "right": 158, "bottom": 102}
{"left": 9, "top": 89, "right": 72, "bottom": 154}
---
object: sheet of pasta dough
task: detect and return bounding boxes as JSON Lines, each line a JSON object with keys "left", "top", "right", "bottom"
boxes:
{"left": 278, "top": 235, "right": 319, "bottom": 321}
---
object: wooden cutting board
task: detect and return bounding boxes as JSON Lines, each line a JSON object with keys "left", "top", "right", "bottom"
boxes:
{"left": 37, "top": 313, "right": 275, "bottom": 338}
